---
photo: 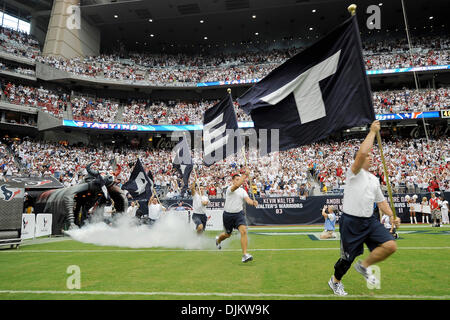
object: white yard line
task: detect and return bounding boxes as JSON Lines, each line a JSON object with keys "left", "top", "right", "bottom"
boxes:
{"left": 1, "top": 246, "right": 449, "bottom": 253}
{"left": 248, "top": 225, "right": 450, "bottom": 231}
{"left": 0, "top": 289, "right": 448, "bottom": 299}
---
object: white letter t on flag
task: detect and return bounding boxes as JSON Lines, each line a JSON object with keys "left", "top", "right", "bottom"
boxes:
{"left": 261, "top": 50, "right": 341, "bottom": 124}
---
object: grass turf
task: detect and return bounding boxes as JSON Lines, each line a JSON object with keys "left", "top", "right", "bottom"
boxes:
{"left": 0, "top": 226, "right": 449, "bottom": 300}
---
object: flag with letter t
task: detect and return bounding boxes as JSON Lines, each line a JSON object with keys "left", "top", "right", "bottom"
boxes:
{"left": 203, "top": 94, "right": 242, "bottom": 166}
{"left": 237, "top": 15, "right": 375, "bottom": 152}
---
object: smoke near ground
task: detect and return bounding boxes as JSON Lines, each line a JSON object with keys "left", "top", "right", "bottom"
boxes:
{"left": 65, "top": 212, "right": 214, "bottom": 249}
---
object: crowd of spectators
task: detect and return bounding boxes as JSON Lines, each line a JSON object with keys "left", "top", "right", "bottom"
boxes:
{"left": 1, "top": 26, "right": 449, "bottom": 85}
{"left": 373, "top": 87, "right": 450, "bottom": 114}
{"left": 0, "top": 81, "right": 68, "bottom": 118}
{"left": 308, "top": 138, "right": 449, "bottom": 195}
{"left": 363, "top": 35, "right": 450, "bottom": 70}
{"left": 1, "top": 78, "right": 447, "bottom": 123}
{"left": 1, "top": 136, "right": 448, "bottom": 199}
{"left": 0, "top": 26, "right": 40, "bottom": 60}
{"left": 34, "top": 49, "right": 448, "bottom": 84}
{"left": 365, "top": 50, "right": 449, "bottom": 70}
{"left": 0, "top": 60, "right": 35, "bottom": 77}
{"left": 120, "top": 99, "right": 251, "bottom": 124}
{"left": 70, "top": 95, "right": 119, "bottom": 123}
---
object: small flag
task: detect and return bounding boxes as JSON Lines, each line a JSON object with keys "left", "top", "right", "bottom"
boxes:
{"left": 122, "top": 158, "right": 153, "bottom": 201}
{"left": 172, "top": 136, "right": 193, "bottom": 194}
{"left": 203, "top": 94, "right": 242, "bottom": 166}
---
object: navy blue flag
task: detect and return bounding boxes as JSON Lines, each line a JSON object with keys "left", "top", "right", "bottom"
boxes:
{"left": 172, "top": 136, "right": 193, "bottom": 193}
{"left": 237, "top": 16, "right": 374, "bottom": 152}
{"left": 202, "top": 94, "right": 242, "bottom": 166}
{"left": 122, "top": 158, "right": 153, "bottom": 201}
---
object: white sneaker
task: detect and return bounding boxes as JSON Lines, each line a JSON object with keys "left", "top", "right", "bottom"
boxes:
{"left": 215, "top": 236, "right": 221, "bottom": 250}
{"left": 328, "top": 276, "right": 348, "bottom": 296}
{"left": 242, "top": 253, "right": 253, "bottom": 263}
{"left": 354, "top": 261, "right": 378, "bottom": 286}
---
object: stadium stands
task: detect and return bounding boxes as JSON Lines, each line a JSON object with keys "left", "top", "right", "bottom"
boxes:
{"left": 1, "top": 136, "right": 448, "bottom": 199}
{"left": 0, "top": 18, "right": 448, "bottom": 201}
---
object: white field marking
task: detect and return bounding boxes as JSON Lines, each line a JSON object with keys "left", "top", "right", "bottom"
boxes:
{"left": 1, "top": 247, "right": 449, "bottom": 253}
{"left": 0, "top": 289, "right": 448, "bottom": 300}
{"left": 251, "top": 230, "right": 428, "bottom": 235}
{"left": 252, "top": 232, "right": 336, "bottom": 236}
{"left": 248, "top": 226, "right": 325, "bottom": 230}
{"left": 248, "top": 225, "right": 450, "bottom": 231}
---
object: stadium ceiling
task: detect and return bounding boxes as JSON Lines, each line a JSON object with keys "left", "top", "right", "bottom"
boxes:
{"left": 2, "top": 0, "right": 449, "bottom": 52}
{"left": 79, "top": 0, "right": 449, "bottom": 52}
{"left": 0, "top": 0, "right": 53, "bottom": 18}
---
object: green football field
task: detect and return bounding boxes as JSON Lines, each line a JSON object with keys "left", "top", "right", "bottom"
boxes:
{"left": 0, "top": 225, "right": 449, "bottom": 300}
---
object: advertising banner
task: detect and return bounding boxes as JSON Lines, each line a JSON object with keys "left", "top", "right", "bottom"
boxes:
{"left": 35, "top": 214, "right": 52, "bottom": 237}
{"left": 160, "top": 192, "right": 450, "bottom": 226}
{"left": 0, "top": 181, "right": 25, "bottom": 231}
{"left": 21, "top": 214, "right": 35, "bottom": 239}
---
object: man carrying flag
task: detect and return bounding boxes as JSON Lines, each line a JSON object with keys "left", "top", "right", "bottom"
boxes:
{"left": 328, "top": 120, "right": 400, "bottom": 296}
{"left": 237, "top": 10, "right": 400, "bottom": 294}
{"left": 215, "top": 168, "right": 258, "bottom": 263}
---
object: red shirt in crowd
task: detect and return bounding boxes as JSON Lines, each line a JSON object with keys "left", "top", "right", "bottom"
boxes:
{"left": 429, "top": 197, "right": 439, "bottom": 210}
{"left": 208, "top": 186, "right": 216, "bottom": 196}
{"left": 430, "top": 180, "right": 439, "bottom": 190}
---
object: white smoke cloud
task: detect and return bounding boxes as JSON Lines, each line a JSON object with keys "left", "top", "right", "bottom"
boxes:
{"left": 65, "top": 212, "right": 214, "bottom": 249}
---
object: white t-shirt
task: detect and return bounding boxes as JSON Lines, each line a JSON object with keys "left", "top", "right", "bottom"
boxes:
{"left": 440, "top": 200, "right": 448, "bottom": 215}
{"left": 343, "top": 168, "right": 385, "bottom": 218}
{"left": 224, "top": 186, "right": 248, "bottom": 213}
{"left": 381, "top": 214, "right": 392, "bottom": 229}
{"left": 126, "top": 205, "right": 138, "bottom": 217}
{"left": 193, "top": 194, "right": 208, "bottom": 215}
{"left": 148, "top": 203, "right": 163, "bottom": 220}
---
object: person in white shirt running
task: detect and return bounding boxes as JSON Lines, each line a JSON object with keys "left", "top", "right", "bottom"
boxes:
{"left": 328, "top": 120, "right": 401, "bottom": 296}
{"left": 215, "top": 168, "right": 258, "bottom": 263}
{"left": 191, "top": 182, "right": 209, "bottom": 234}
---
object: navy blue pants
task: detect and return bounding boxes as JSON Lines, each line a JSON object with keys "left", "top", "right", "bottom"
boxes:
{"left": 192, "top": 213, "right": 207, "bottom": 230}
{"left": 339, "top": 213, "right": 394, "bottom": 262}
{"left": 223, "top": 210, "right": 247, "bottom": 235}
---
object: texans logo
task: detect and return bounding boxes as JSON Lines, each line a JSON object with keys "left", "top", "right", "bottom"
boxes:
{"left": 0, "top": 185, "right": 21, "bottom": 201}
{"left": 22, "top": 217, "right": 28, "bottom": 229}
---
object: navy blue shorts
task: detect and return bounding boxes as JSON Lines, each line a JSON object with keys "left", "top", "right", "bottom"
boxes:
{"left": 192, "top": 213, "right": 207, "bottom": 230}
{"left": 339, "top": 213, "right": 394, "bottom": 262}
{"left": 223, "top": 211, "right": 247, "bottom": 234}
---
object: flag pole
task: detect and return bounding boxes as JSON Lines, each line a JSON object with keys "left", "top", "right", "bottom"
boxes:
{"left": 376, "top": 132, "right": 397, "bottom": 220}
{"left": 228, "top": 87, "right": 256, "bottom": 202}
{"left": 347, "top": 4, "right": 397, "bottom": 220}
{"left": 193, "top": 166, "right": 202, "bottom": 196}
{"left": 152, "top": 185, "right": 162, "bottom": 206}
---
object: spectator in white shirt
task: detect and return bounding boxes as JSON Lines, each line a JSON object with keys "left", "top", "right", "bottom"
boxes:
{"left": 147, "top": 195, "right": 166, "bottom": 225}
{"left": 126, "top": 201, "right": 139, "bottom": 218}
